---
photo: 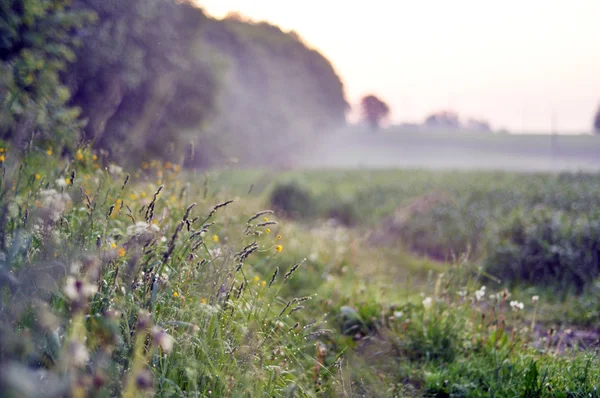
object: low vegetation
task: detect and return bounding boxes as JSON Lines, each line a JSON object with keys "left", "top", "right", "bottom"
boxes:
{"left": 1, "top": 147, "right": 599, "bottom": 397}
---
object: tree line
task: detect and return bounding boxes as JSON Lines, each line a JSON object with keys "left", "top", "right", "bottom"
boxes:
{"left": 0, "top": 0, "right": 348, "bottom": 166}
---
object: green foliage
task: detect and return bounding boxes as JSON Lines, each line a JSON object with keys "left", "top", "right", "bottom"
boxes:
{"left": 200, "top": 16, "right": 348, "bottom": 166}
{"left": 0, "top": 0, "right": 89, "bottom": 150}
{"left": 65, "top": 0, "right": 218, "bottom": 164}
{"left": 486, "top": 207, "right": 600, "bottom": 290}
{"left": 269, "top": 181, "right": 316, "bottom": 219}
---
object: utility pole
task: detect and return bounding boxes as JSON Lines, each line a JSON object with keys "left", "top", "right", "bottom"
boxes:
{"left": 550, "top": 110, "right": 557, "bottom": 162}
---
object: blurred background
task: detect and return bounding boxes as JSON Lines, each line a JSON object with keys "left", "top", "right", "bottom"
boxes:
{"left": 3, "top": 0, "right": 600, "bottom": 171}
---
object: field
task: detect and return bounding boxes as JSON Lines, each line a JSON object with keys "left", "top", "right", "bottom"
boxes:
{"left": 2, "top": 146, "right": 600, "bottom": 397}
{"left": 294, "top": 127, "right": 600, "bottom": 172}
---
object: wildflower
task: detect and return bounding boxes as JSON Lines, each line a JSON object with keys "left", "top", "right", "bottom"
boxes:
{"left": 142, "top": 161, "right": 149, "bottom": 169}
{"left": 108, "top": 164, "right": 123, "bottom": 175}
{"left": 201, "top": 298, "right": 207, "bottom": 305}
{"left": 263, "top": 217, "right": 269, "bottom": 222}
{"left": 261, "top": 280, "right": 266, "bottom": 287}
{"left": 422, "top": 297, "right": 433, "bottom": 309}
{"left": 151, "top": 326, "right": 174, "bottom": 354}
{"left": 265, "top": 228, "right": 271, "bottom": 234}
{"left": 275, "top": 245, "right": 283, "bottom": 253}
{"left": 169, "top": 195, "right": 176, "bottom": 203}
{"left": 510, "top": 300, "right": 524, "bottom": 311}
{"left": 253, "top": 276, "right": 260, "bottom": 282}
{"left": 173, "top": 292, "right": 179, "bottom": 298}
{"left": 0, "top": 148, "right": 4, "bottom": 152}
{"left": 475, "top": 286, "right": 486, "bottom": 301}
{"left": 63, "top": 276, "right": 97, "bottom": 302}
{"left": 92, "top": 154, "right": 98, "bottom": 161}
{"left": 532, "top": 295, "right": 539, "bottom": 303}
{"left": 56, "top": 178, "right": 67, "bottom": 188}
{"left": 68, "top": 341, "right": 90, "bottom": 367}
{"left": 111, "top": 242, "right": 117, "bottom": 249}
{"left": 0, "top": 155, "right": 5, "bottom": 163}
{"left": 212, "top": 235, "right": 219, "bottom": 243}
{"left": 35, "top": 174, "right": 40, "bottom": 180}
{"left": 65, "top": 178, "right": 71, "bottom": 185}
{"left": 135, "top": 369, "right": 154, "bottom": 391}
{"left": 76, "top": 150, "right": 84, "bottom": 161}
{"left": 118, "top": 247, "right": 126, "bottom": 257}
{"left": 393, "top": 311, "right": 404, "bottom": 318}
{"left": 164, "top": 161, "right": 173, "bottom": 169}
{"left": 46, "top": 148, "right": 53, "bottom": 156}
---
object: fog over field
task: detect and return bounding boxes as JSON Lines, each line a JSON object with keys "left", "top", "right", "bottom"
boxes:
{"left": 296, "top": 127, "right": 600, "bottom": 172}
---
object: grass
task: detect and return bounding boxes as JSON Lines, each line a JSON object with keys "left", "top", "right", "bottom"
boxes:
{"left": 0, "top": 145, "right": 599, "bottom": 397}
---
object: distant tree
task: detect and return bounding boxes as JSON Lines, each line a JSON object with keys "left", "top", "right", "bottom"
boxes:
{"left": 360, "top": 95, "right": 390, "bottom": 129}
{"left": 594, "top": 104, "right": 600, "bottom": 133}
{"left": 424, "top": 110, "right": 460, "bottom": 129}
{"left": 466, "top": 118, "right": 492, "bottom": 132}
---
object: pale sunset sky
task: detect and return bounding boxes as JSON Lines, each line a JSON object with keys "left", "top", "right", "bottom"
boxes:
{"left": 198, "top": 0, "right": 600, "bottom": 133}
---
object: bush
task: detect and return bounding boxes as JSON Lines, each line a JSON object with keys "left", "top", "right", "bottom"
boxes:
{"left": 485, "top": 207, "right": 600, "bottom": 291}
{"left": 268, "top": 181, "right": 316, "bottom": 219}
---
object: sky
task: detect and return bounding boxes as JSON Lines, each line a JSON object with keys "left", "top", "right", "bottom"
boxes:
{"left": 198, "top": 0, "right": 600, "bottom": 133}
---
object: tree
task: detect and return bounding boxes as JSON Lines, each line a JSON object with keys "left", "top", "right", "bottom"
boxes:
{"left": 360, "top": 95, "right": 389, "bottom": 129}
{"left": 424, "top": 110, "right": 460, "bottom": 129}
{"left": 594, "top": 104, "right": 600, "bottom": 133}
{"left": 0, "top": 0, "right": 91, "bottom": 150}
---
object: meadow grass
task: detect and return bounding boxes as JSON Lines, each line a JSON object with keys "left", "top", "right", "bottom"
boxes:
{"left": 0, "top": 147, "right": 599, "bottom": 397}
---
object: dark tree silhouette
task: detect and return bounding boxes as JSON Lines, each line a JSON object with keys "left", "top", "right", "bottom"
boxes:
{"left": 594, "top": 104, "right": 600, "bottom": 133}
{"left": 360, "top": 95, "right": 390, "bottom": 129}
{"left": 424, "top": 110, "right": 460, "bottom": 129}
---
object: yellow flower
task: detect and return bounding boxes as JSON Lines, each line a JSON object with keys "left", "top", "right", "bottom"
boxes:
{"left": 118, "top": 247, "right": 126, "bottom": 257}
{"left": 129, "top": 193, "right": 138, "bottom": 200}
{"left": 169, "top": 195, "right": 176, "bottom": 203}
{"left": 261, "top": 280, "right": 266, "bottom": 287}
{"left": 92, "top": 154, "right": 98, "bottom": 161}
{"left": 201, "top": 298, "right": 207, "bottom": 305}
{"left": 75, "top": 150, "right": 84, "bottom": 161}
{"left": 275, "top": 245, "right": 283, "bottom": 253}
{"left": 46, "top": 148, "right": 52, "bottom": 156}
{"left": 173, "top": 292, "right": 179, "bottom": 298}
{"left": 35, "top": 174, "right": 41, "bottom": 180}
{"left": 253, "top": 276, "right": 260, "bottom": 282}
{"left": 152, "top": 219, "right": 159, "bottom": 225}
{"left": 141, "top": 192, "right": 147, "bottom": 198}
{"left": 0, "top": 155, "right": 5, "bottom": 163}
{"left": 265, "top": 228, "right": 271, "bottom": 234}
{"left": 111, "top": 242, "right": 117, "bottom": 249}
{"left": 65, "top": 178, "right": 71, "bottom": 185}
{"left": 263, "top": 217, "right": 269, "bottom": 222}
{"left": 0, "top": 148, "right": 4, "bottom": 153}
{"left": 164, "top": 161, "right": 173, "bottom": 169}
{"left": 276, "top": 235, "right": 282, "bottom": 240}
{"left": 212, "top": 235, "right": 219, "bottom": 243}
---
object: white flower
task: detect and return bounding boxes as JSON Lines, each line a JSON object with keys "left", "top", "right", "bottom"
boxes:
{"left": 108, "top": 163, "right": 123, "bottom": 175}
{"left": 458, "top": 290, "right": 467, "bottom": 297}
{"left": 532, "top": 295, "right": 539, "bottom": 303}
{"left": 393, "top": 311, "right": 404, "bottom": 318}
{"left": 127, "top": 221, "right": 152, "bottom": 237}
{"left": 475, "top": 286, "right": 486, "bottom": 301}
{"left": 422, "top": 297, "right": 433, "bottom": 309}
{"left": 68, "top": 341, "right": 89, "bottom": 367}
{"left": 152, "top": 326, "right": 174, "bottom": 354}
{"left": 510, "top": 300, "right": 524, "bottom": 311}
{"left": 63, "top": 276, "right": 97, "bottom": 302}
{"left": 55, "top": 178, "right": 67, "bottom": 188}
